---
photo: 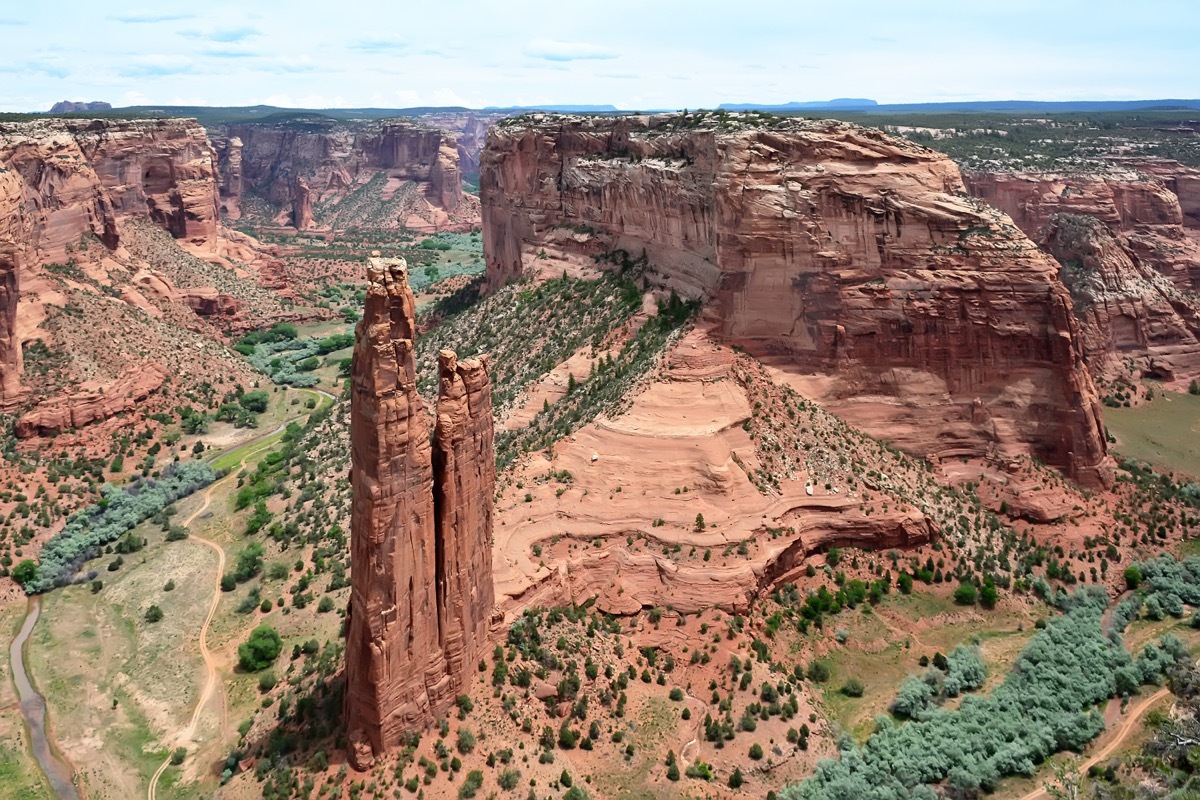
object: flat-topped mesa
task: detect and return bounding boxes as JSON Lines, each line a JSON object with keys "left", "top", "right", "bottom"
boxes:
{"left": 481, "top": 112, "right": 1114, "bottom": 489}
{"left": 346, "top": 257, "right": 495, "bottom": 771}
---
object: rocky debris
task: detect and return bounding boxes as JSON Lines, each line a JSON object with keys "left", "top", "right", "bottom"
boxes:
{"left": 345, "top": 256, "right": 495, "bottom": 770}
{"left": 49, "top": 101, "right": 111, "bottom": 114}
{"left": 481, "top": 113, "right": 1113, "bottom": 489}
{"left": 216, "top": 119, "right": 466, "bottom": 228}
{"left": 16, "top": 362, "right": 168, "bottom": 437}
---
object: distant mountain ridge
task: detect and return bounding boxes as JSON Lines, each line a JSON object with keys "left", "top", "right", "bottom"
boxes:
{"left": 721, "top": 98, "right": 1200, "bottom": 113}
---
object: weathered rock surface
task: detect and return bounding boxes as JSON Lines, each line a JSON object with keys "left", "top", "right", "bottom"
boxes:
{"left": 964, "top": 168, "right": 1200, "bottom": 289}
{"left": 15, "top": 362, "right": 168, "bottom": 437}
{"left": 1042, "top": 213, "right": 1200, "bottom": 382}
{"left": 964, "top": 168, "right": 1200, "bottom": 383}
{"left": 217, "top": 119, "right": 466, "bottom": 227}
{"left": 212, "top": 135, "right": 243, "bottom": 221}
{"left": 345, "top": 257, "right": 495, "bottom": 769}
{"left": 0, "top": 117, "right": 219, "bottom": 265}
{"left": 481, "top": 113, "right": 1113, "bottom": 488}
{"left": 0, "top": 163, "right": 27, "bottom": 406}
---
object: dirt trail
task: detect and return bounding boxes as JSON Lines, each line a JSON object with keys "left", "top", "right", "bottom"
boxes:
{"left": 1016, "top": 686, "right": 1172, "bottom": 800}
{"left": 146, "top": 432, "right": 286, "bottom": 800}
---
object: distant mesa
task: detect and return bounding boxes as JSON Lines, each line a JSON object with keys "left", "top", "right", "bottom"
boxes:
{"left": 48, "top": 100, "right": 112, "bottom": 114}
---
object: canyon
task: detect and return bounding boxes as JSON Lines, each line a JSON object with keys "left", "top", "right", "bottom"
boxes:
{"left": 480, "top": 113, "right": 1114, "bottom": 488}
{"left": 213, "top": 118, "right": 478, "bottom": 232}
{"left": 345, "top": 256, "right": 495, "bottom": 770}
{"left": 964, "top": 167, "right": 1200, "bottom": 384}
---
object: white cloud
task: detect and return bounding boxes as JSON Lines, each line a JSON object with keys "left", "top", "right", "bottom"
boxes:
{"left": 523, "top": 39, "right": 619, "bottom": 62}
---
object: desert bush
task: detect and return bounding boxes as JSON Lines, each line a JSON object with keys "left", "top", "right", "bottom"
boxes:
{"left": 23, "top": 462, "right": 216, "bottom": 593}
{"left": 238, "top": 625, "right": 283, "bottom": 672}
{"left": 782, "top": 588, "right": 1182, "bottom": 800}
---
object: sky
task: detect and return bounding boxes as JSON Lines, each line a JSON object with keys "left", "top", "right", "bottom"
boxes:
{"left": 1, "top": 0, "right": 1197, "bottom": 112}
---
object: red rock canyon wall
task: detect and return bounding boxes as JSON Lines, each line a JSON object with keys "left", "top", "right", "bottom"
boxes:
{"left": 481, "top": 114, "right": 1113, "bottom": 488}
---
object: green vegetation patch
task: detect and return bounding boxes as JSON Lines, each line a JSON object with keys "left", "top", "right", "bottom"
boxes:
{"left": 1105, "top": 391, "right": 1200, "bottom": 480}
{"left": 18, "top": 462, "right": 216, "bottom": 593}
{"left": 783, "top": 587, "right": 1190, "bottom": 800}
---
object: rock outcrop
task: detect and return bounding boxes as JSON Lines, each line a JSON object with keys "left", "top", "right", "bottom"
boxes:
{"left": 0, "top": 117, "right": 219, "bottom": 264}
{"left": 964, "top": 168, "right": 1200, "bottom": 289}
{"left": 964, "top": 168, "right": 1200, "bottom": 383}
{"left": 218, "top": 119, "right": 466, "bottom": 227}
{"left": 212, "top": 135, "right": 243, "bottom": 221}
{"left": 481, "top": 113, "right": 1113, "bottom": 488}
{"left": 1042, "top": 213, "right": 1200, "bottom": 381}
{"left": 0, "top": 162, "right": 26, "bottom": 406}
{"left": 15, "top": 363, "right": 168, "bottom": 437}
{"left": 48, "top": 101, "right": 112, "bottom": 114}
{"left": 345, "top": 257, "right": 495, "bottom": 770}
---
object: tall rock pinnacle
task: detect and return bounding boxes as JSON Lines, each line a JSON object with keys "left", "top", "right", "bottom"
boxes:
{"left": 345, "top": 256, "right": 495, "bottom": 770}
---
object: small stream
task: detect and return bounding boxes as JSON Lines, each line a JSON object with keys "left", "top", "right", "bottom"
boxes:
{"left": 9, "top": 598, "right": 81, "bottom": 800}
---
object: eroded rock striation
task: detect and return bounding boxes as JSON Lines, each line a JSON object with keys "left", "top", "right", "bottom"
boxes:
{"left": 15, "top": 363, "right": 168, "bottom": 437}
{"left": 964, "top": 168, "right": 1200, "bottom": 383}
{"left": 214, "top": 119, "right": 469, "bottom": 228}
{"left": 345, "top": 257, "right": 495, "bottom": 770}
{"left": 481, "top": 113, "right": 1113, "bottom": 488}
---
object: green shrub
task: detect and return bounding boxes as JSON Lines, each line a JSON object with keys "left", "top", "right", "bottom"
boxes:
{"left": 145, "top": 605, "right": 164, "bottom": 623}
{"left": 238, "top": 625, "right": 282, "bottom": 672}
{"left": 239, "top": 391, "right": 270, "bottom": 413}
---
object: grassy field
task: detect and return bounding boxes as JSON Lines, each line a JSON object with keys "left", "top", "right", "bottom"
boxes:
{"left": 1105, "top": 390, "right": 1200, "bottom": 478}
{"left": 807, "top": 589, "right": 1046, "bottom": 741}
{"left": 25, "top": 524, "right": 215, "bottom": 799}
{"left": 16, "top": 382, "right": 340, "bottom": 799}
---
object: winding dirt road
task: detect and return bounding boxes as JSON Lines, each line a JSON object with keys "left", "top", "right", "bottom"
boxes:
{"left": 1017, "top": 686, "right": 1172, "bottom": 800}
{"left": 145, "top": 426, "right": 302, "bottom": 800}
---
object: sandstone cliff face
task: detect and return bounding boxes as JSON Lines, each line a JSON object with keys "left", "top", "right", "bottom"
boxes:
{"left": 15, "top": 363, "right": 168, "bottom": 437}
{"left": 0, "top": 165, "right": 26, "bottom": 406}
{"left": 964, "top": 169, "right": 1200, "bottom": 382}
{"left": 1042, "top": 213, "right": 1200, "bottom": 381}
{"left": 481, "top": 114, "right": 1113, "bottom": 488}
{"left": 964, "top": 170, "right": 1200, "bottom": 288}
{"left": 0, "top": 117, "right": 219, "bottom": 263}
{"left": 346, "top": 257, "right": 495, "bottom": 769}
{"left": 220, "top": 119, "right": 464, "bottom": 225}
{"left": 212, "top": 135, "right": 243, "bottom": 221}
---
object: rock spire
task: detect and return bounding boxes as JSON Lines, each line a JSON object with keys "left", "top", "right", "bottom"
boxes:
{"left": 345, "top": 256, "right": 495, "bottom": 770}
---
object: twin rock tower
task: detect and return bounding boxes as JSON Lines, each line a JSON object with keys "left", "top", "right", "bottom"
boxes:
{"left": 345, "top": 256, "right": 495, "bottom": 770}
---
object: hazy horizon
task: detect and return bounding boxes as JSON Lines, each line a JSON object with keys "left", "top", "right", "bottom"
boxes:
{"left": 2, "top": 0, "right": 1198, "bottom": 113}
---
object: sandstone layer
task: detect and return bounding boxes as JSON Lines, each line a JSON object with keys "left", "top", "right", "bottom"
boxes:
{"left": 345, "top": 257, "right": 495, "bottom": 770}
{"left": 0, "top": 118, "right": 221, "bottom": 404}
{"left": 481, "top": 113, "right": 1113, "bottom": 488}
{"left": 15, "top": 362, "right": 168, "bottom": 437}
{"left": 214, "top": 119, "right": 470, "bottom": 229}
{"left": 964, "top": 168, "right": 1200, "bottom": 383}
{"left": 1042, "top": 213, "right": 1200, "bottom": 382}
{"left": 964, "top": 168, "right": 1200, "bottom": 290}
